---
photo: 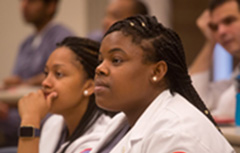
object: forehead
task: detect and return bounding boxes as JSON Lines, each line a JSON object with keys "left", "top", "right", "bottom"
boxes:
{"left": 22, "top": 0, "right": 44, "bottom": 5}
{"left": 211, "top": 1, "right": 240, "bottom": 23}
{"left": 100, "top": 31, "right": 144, "bottom": 56}
{"left": 47, "top": 47, "right": 80, "bottom": 67}
{"left": 107, "top": 0, "right": 134, "bottom": 15}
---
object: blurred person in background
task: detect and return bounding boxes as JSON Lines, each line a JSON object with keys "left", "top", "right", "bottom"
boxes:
{"left": 189, "top": 0, "right": 240, "bottom": 119}
{"left": 0, "top": 0, "right": 74, "bottom": 147}
{"left": 88, "top": 0, "right": 149, "bottom": 42}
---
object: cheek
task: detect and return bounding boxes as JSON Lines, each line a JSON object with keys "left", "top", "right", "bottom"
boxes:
{"left": 111, "top": 71, "right": 148, "bottom": 100}
{"left": 235, "top": 27, "right": 240, "bottom": 39}
{"left": 50, "top": 90, "right": 83, "bottom": 113}
{"left": 213, "top": 33, "right": 221, "bottom": 41}
{"left": 51, "top": 82, "right": 84, "bottom": 110}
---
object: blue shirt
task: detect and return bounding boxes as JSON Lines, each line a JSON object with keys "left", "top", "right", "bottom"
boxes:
{"left": 13, "top": 23, "right": 74, "bottom": 79}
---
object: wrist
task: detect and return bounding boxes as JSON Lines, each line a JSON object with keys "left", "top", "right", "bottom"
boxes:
{"left": 18, "top": 125, "right": 40, "bottom": 138}
{"left": 21, "top": 115, "right": 41, "bottom": 128}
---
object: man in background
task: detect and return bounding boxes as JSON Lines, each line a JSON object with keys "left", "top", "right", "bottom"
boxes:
{"left": 0, "top": 0, "right": 74, "bottom": 147}
{"left": 189, "top": 0, "right": 240, "bottom": 119}
{"left": 88, "top": 0, "right": 149, "bottom": 42}
{"left": 4, "top": 0, "right": 74, "bottom": 88}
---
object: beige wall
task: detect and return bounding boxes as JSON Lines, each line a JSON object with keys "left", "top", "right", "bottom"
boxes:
{"left": 143, "top": 0, "right": 172, "bottom": 28}
{"left": 0, "top": 0, "right": 171, "bottom": 81}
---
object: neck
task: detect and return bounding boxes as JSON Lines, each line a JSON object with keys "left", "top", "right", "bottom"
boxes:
{"left": 125, "top": 87, "right": 167, "bottom": 127}
{"left": 62, "top": 98, "right": 89, "bottom": 137}
{"left": 34, "top": 18, "right": 52, "bottom": 33}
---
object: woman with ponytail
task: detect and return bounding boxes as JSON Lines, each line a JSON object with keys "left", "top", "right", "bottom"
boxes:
{"left": 18, "top": 37, "right": 110, "bottom": 153}
{"left": 92, "top": 15, "right": 234, "bottom": 153}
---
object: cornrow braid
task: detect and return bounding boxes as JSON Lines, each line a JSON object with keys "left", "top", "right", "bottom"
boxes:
{"left": 57, "top": 37, "right": 99, "bottom": 78}
{"left": 105, "top": 15, "right": 218, "bottom": 129}
{"left": 56, "top": 37, "right": 105, "bottom": 153}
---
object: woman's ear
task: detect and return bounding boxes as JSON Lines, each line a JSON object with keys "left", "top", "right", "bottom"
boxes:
{"left": 151, "top": 61, "right": 168, "bottom": 83}
{"left": 82, "top": 79, "right": 95, "bottom": 97}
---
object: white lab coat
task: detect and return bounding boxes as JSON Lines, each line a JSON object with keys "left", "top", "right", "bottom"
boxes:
{"left": 91, "top": 90, "right": 235, "bottom": 153}
{"left": 39, "top": 114, "right": 111, "bottom": 153}
{"left": 191, "top": 68, "right": 238, "bottom": 118}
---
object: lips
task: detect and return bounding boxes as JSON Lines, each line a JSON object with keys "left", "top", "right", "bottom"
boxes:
{"left": 222, "top": 40, "right": 232, "bottom": 46}
{"left": 43, "top": 90, "right": 56, "bottom": 99}
{"left": 94, "top": 79, "right": 110, "bottom": 93}
{"left": 43, "top": 92, "right": 50, "bottom": 99}
{"left": 220, "top": 37, "right": 233, "bottom": 47}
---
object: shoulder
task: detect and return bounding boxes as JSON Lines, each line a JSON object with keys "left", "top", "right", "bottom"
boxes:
{"left": 47, "top": 23, "right": 74, "bottom": 37}
{"left": 41, "top": 114, "right": 64, "bottom": 137}
{"left": 66, "top": 114, "right": 113, "bottom": 153}
{"left": 138, "top": 93, "right": 233, "bottom": 152}
{"left": 39, "top": 114, "right": 65, "bottom": 153}
{"left": 42, "top": 23, "right": 75, "bottom": 44}
{"left": 19, "top": 34, "right": 35, "bottom": 50}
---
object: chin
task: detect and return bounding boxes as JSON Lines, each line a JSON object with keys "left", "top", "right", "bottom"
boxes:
{"left": 96, "top": 100, "right": 117, "bottom": 112}
{"left": 228, "top": 48, "right": 240, "bottom": 57}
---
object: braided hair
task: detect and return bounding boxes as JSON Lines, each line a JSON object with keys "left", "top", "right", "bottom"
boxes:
{"left": 104, "top": 15, "right": 218, "bottom": 128}
{"left": 56, "top": 37, "right": 104, "bottom": 153}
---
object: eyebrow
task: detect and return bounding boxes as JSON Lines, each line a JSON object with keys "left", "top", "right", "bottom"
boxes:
{"left": 45, "top": 64, "right": 65, "bottom": 70}
{"left": 108, "top": 48, "right": 126, "bottom": 54}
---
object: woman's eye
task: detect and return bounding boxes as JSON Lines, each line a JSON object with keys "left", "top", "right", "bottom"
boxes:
{"left": 112, "top": 58, "right": 123, "bottom": 64}
{"left": 55, "top": 72, "right": 63, "bottom": 78}
{"left": 43, "top": 71, "right": 48, "bottom": 77}
{"left": 98, "top": 59, "right": 103, "bottom": 64}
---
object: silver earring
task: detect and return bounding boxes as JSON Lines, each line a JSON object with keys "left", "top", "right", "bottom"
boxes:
{"left": 152, "top": 76, "right": 157, "bottom": 81}
{"left": 83, "top": 90, "right": 88, "bottom": 96}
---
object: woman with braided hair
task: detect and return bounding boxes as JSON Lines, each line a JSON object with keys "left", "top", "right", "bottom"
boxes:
{"left": 92, "top": 15, "right": 234, "bottom": 153}
{"left": 17, "top": 37, "right": 111, "bottom": 153}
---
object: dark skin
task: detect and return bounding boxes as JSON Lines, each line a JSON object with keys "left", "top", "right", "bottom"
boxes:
{"left": 95, "top": 31, "right": 168, "bottom": 126}
{"left": 18, "top": 47, "right": 95, "bottom": 153}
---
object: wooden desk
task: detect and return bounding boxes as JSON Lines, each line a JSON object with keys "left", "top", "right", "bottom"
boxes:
{"left": 0, "top": 86, "right": 40, "bottom": 103}
{"left": 221, "top": 126, "right": 240, "bottom": 153}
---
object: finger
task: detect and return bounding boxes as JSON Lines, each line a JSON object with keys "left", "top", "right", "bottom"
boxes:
{"left": 46, "top": 92, "right": 58, "bottom": 107}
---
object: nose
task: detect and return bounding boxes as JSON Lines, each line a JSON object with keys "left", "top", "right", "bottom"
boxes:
{"left": 95, "top": 62, "right": 109, "bottom": 76}
{"left": 41, "top": 74, "right": 53, "bottom": 90}
{"left": 217, "top": 24, "right": 228, "bottom": 37}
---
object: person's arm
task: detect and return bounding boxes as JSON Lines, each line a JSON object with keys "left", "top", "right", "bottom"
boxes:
{"left": 3, "top": 73, "right": 44, "bottom": 89}
{"left": 3, "top": 76, "right": 23, "bottom": 88}
{"left": 18, "top": 90, "right": 57, "bottom": 153}
{"left": 18, "top": 117, "right": 41, "bottom": 153}
{"left": 25, "top": 73, "right": 45, "bottom": 86}
{"left": 189, "top": 10, "right": 216, "bottom": 75}
{"left": 189, "top": 10, "right": 218, "bottom": 111}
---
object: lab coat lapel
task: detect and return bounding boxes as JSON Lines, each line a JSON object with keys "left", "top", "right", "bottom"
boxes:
{"left": 112, "top": 90, "right": 172, "bottom": 153}
{"left": 91, "top": 113, "right": 127, "bottom": 152}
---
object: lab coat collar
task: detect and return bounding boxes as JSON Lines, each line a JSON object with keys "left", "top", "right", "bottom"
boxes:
{"left": 91, "top": 112, "right": 128, "bottom": 152}
{"left": 128, "top": 89, "right": 173, "bottom": 142}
